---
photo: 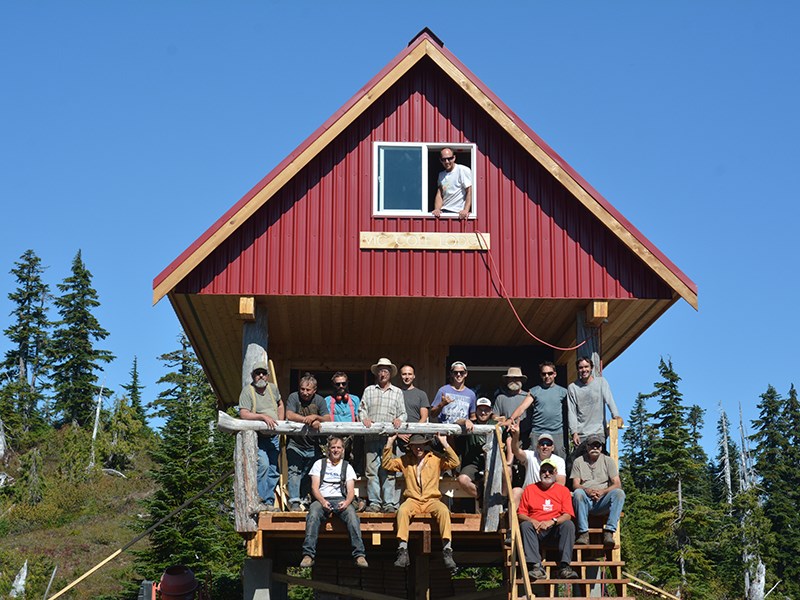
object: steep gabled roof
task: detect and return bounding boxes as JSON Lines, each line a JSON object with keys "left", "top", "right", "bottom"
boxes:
{"left": 153, "top": 31, "right": 697, "bottom": 309}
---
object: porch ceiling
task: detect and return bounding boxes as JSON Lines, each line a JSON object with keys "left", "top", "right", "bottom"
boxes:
{"left": 169, "top": 293, "right": 675, "bottom": 407}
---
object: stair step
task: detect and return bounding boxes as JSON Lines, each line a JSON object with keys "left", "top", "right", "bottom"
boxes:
{"left": 516, "top": 578, "right": 629, "bottom": 585}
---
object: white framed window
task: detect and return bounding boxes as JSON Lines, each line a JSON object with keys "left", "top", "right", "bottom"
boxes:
{"left": 373, "top": 142, "right": 476, "bottom": 217}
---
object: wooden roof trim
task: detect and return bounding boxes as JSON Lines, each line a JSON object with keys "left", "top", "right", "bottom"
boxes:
{"left": 422, "top": 42, "right": 698, "bottom": 310}
{"left": 153, "top": 32, "right": 697, "bottom": 309}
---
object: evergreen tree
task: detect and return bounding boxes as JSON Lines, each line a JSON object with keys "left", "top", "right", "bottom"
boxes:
{"left": 50, "top": 251, "right": 114, "bottom": 426}
{"left": 621, "top": 392, "right": 654, "bottom": 492}
{"left": 121, "top": 356, "right": 148, "bottom": 427}
{"left": 1, "top": 249, "right": 51, "bottom": 443}
{"left": 135, "top": 335, "right": 241, "bottom": 592}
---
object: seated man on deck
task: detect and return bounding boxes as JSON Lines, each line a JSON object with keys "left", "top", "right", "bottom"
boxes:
{"left": 238, "top": 361, "right": 283, "bottom": 512}
{"left": 570, "top": 434, "right": 625, "bottom": 548}
{"left": 300, "top": 436, "right": 368, "bottom": 569}
{"left": 517, "top": 459, "right": 579, "bottom": 581}
{"left": 383, "top": 433, "right": 460, "bottom": 572}
{"left": 507, "top": 424, "right": 566, "bottom": 508}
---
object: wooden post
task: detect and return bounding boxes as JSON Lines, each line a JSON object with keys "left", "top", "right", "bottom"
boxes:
{"left": 242, "top": 300, "right": 269, "bottom": 390}
{"left": 234, "top": 430, "right": 259, "bottom": 533}
{"left": 413, "top": 552, "right": 430, "bottom": 600}
{"left": 608, "top": 418, "right": 623, "bottom": 562}
{"left": 481, "top": 427, "right": 503, "bottom": 532}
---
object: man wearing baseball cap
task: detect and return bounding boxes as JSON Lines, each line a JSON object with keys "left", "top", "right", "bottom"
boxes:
{"left": 517, "top": 459, "right": 579, "bottom": 581}
{"left": 455, "top": 397, "right": 498, "bottom": 505}
{"left": 507, "top": 425, "right": 567, "bottom": 507}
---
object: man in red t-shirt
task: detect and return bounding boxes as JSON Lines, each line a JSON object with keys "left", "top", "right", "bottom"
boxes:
{"left": 517, "top": 459, "right": 579, "bottom": 580}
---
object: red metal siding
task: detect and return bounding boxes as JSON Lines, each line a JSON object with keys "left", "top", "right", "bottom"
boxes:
{"left": 177, "top": 59, "right": 673, "bottom": 301}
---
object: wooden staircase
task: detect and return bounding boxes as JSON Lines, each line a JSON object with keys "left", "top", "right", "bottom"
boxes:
{"left": 506, "top": 526, "right": 633, "bottom": 599}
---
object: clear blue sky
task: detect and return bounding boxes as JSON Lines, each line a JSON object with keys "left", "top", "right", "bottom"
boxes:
{"left": 2, "top": 2, "right": 797, "bottom": 454}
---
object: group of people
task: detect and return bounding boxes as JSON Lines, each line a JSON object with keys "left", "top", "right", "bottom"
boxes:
{"left": 237, "top": 356, "right": 625, "bottom": 580}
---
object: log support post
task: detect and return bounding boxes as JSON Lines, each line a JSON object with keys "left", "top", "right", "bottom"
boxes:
{"left": 241, "top": 298, "right": 269, "bottom": 390}
{"left": 234, "top": 430, "right": 259, "bottom": 534}
{"left": 482, "top": 426, "right": 504, "bottom": 532}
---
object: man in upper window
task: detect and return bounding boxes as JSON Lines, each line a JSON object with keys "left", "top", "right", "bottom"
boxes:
{"left": 238, "top": 361, "right": 284, "bottom": 512}
{"left": 567, "top": 357, "right": 622, "bottom": 449}
{"left": 432, "top": 147, "right": 472, "bottom": 220}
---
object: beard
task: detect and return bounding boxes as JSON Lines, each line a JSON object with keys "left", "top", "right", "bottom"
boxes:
{"left": 506, "top": 381, "right": 522, "bottom": 393}
{"left": 254, "top": 379, "right": 268, "bottom": 390}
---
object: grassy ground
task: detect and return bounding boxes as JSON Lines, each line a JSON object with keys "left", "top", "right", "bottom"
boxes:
{"left": 0, "top": 455, "right": 157, "bottom": 599}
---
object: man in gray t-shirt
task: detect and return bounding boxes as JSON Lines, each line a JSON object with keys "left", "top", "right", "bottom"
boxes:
{"left": 508, "top": 362, "right": 568, "bottom": 459}
{"left": 398, "top": 363, "right": 430, "bottom": 453}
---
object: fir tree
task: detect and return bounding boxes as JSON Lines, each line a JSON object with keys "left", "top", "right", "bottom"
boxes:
{"left": 121, "top": 356, "right": 148, "bottom": 428}
{"left": 135, "top": 335, "right": 241, "bottom": 592}
{"left": 1, "top": 249, "right": 51, "bottom": 442}
{"left": 621, "top": 392, "right": 652, "bottom": 492}
{"left": 50, "top": 251, "right": 114, "bottom": 426}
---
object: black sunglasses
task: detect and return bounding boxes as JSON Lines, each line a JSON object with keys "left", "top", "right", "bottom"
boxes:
{"left": 538, "top": 440, "right": 553, "bottom": 447}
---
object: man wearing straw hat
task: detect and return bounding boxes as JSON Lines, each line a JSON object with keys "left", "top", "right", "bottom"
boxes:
{"left": 359, "top": 358, "right": 407, "bottom": 513}
{"left": 383, "top": 432, "right": 460, "bottom": 572}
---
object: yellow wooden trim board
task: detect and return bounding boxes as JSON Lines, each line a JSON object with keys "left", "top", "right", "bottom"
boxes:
{"left": 359, "top": 231, "right": 489, "bottom": 250}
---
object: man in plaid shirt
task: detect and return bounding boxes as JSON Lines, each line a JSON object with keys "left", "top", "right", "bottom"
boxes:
{"left": 359, "top": 357, "right": 407, "bottom": 512}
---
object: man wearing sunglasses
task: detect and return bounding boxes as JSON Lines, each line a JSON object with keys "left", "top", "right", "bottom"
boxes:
{"left": 431, "top": 361, "right": 477, "bottom": 427}
{"left": 324, "top": 372, "right": 365, "bottom": 490}
{"left": 508, "top": 425, "right": 566, "bottom": 507}
{"left": 570, "top": 434, "right": 625, "bottom": 548}
{"left": 432, "top": 147, "right": 472, "bottom": 220}
{"left": 517, "top": 459, "right": 579, "bottom": 581}
{"left": 508, "top": 362, "right": 569, "bottom": 458}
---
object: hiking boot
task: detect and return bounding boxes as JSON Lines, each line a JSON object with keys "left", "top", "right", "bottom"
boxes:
{"left": 383, "top": 505, "right": 398, "bottom": 514}
{"left": 557, "top": 565, "right": 579, "bottom": 580}
{"left": 603, "top": 530, "right": 616, "bottom": 548}
{"left": 442, "top": 548, "right": 457, "bottom": 571}
{"left": 356, "top": 498, "right": 368, "bottom": 512}
{"left": 575, "top": 531, "right": 590, "bottom": 545}
{"left": 528, "top": 563, "right": 547, "bottom": 580}
{"left": 290, "top": 502, "right": 303, "bottom": 512}
{"left": 264, "top": 503, "right": 280, "bottom": 512}
{"left": 366, "top": 503, "right": 382, "bottom": 513}
{"left": 300, "top": 555, "right": 314, "bottom": 568}
{"left": 355, "top": 556, "right": 369, "bottom": 568}
{"left": 394, "top": 548, "right": 410, "bottom": 568}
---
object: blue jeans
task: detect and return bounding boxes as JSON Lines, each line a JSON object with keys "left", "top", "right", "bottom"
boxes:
{"left": 287, "top": 446, "right": 321, "bottom": 504}
{"left": 573, "top": 488, "right": 625, "bottom": 532}
{"left": 256, "top": 435, "right": 281, "bottom": 505}
{"left": 364, "top": 438, "right": 399, "bottom": 509}
{"left": 301, "top": 497, "right": 365, "bottom": 558}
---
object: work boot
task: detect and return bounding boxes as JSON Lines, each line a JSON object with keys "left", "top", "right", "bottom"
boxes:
{"left": 366, "top": 503, "right": 382, "bottom": 513}
{"left": 355, "top": 556, "right": 369, "bottom": 568}
{"left": 528, "top": 563, "right": 547, "bottom": 580}
{"left": 383, "top": 505, "right": 397, "bottom": 514}
{"left": 300, "top": 555, "right": 314, "bottom": 568}
{"left": 442, "top": 548, "right": 457, "bottom": 571}
{"left": 575, "top": 531, "right": 590, "bottom": 545}
{"left": 394, "top": 547, "right": 410, "bottom": 568}
{"left": 603, "top": 530, "right": 616, "bottom": 548}
{"left": 290, "top": 501, "right": 303, "bottom": 512}
{"left": 557, "top": 565, "right": 579, "bottom": 579}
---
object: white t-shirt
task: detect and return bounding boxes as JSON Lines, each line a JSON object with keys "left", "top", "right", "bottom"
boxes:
{"left": 522, "top": 451, "right": 566, "bottom": 486}
{"left": 438, "top": 164, "right": 473, "bottom": 212}
{"left": 309, "top": 458, "right": 357, "bottom": 498}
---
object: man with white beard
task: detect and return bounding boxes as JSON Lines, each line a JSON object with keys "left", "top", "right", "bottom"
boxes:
{"left": 239, "top": 361, "right": 284, "bottom": 512}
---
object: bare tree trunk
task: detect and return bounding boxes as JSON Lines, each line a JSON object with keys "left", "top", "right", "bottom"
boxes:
{"left": 677, "top": 476, "right": 686, "bottom": 597}
{"left": 88, "top": 384, "right": 105, "bottom": 470}
{"left": 719, "top": 405, "right": 733, "bottom": 507}
{"left": 739, "top": 403, "right": 766, "bottom": 600}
